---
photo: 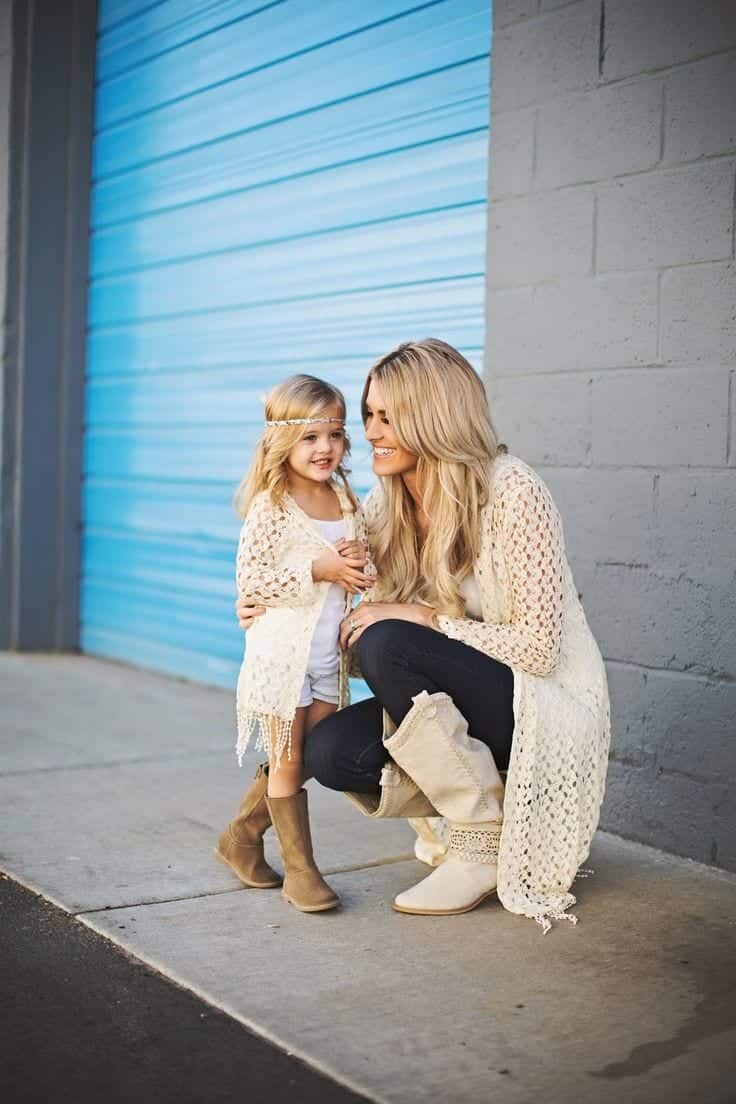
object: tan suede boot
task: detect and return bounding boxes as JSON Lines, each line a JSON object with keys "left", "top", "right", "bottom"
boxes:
{"left": 215, "top": 763, "right": 282, "bottom": 888}
{"left": 266, "top": 789, "right": 339, "bottom": 913}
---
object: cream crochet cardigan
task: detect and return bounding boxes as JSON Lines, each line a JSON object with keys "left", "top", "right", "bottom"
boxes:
{"left": 235, "top": 481, "right": 372, "bottom": 766}
{"left": 360, "top": 453, "right": 611, "bottom": 931}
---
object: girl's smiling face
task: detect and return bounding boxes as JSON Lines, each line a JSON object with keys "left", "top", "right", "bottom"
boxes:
{"left": 286, "top": 404, "right": 346, "bottom": 485}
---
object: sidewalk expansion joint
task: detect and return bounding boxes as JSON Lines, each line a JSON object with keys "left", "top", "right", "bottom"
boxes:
{"left": 0, "top": 747, "right": 234, "bottom": 778}
{"left": 73, "top": 855, "right": 418, "bottom": 915}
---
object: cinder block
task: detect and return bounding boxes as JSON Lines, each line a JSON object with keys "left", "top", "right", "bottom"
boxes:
{"left": 602, "top": 0, "right": 736, "bottom": 83}
{"left": 654, "top": 470, "right": 736, "bottom": 581}
{"left": 492, "top": 0, "right": 599, "bottom": 112}
{"left": 536, "top": 79, "right": 662, "bottom": 188}
{"left": 602, "top": 756, "right": 735, "bottom": 869}
{"left": 645, "top": 671, "right": 736, "bottom": 782}
{"left": 605, "top": 664, "right": 652, "bottom": 767}
{"left": 661, "top": 262, "right": 736, "bottom": 365}
{"left": 665, "top": 51, "right": 736, "bottom": 163}
{"left": 487, "top": 272, "right": 658, "bottom": 374}
{"left": 604, "top": 663, "right": 736, "bottom": 797}
{"left": 488, "top": 188, "right": 593, "bottom": 288}
{"left": 540, "top": 466, "right": 656, "bottom": 567}
{"left": 592, "top": 367, "right": 729, "bottom": 466}
{"left": 602, "top": 666, "right": 736, "bottom": 869}
{"left": 487, "top": 372, "right": 590, "bottom": 464}
{"left": 596, "top": 161, "right": 735, "bottom": 272}
{"left": 583, "top": 562, "right": 736, "bottom": 678}
{"left": 488, "top": 107, "right": 535, "bottom": 197}
{"left": 493, "top": 0, "right": 540, "bottom": 29}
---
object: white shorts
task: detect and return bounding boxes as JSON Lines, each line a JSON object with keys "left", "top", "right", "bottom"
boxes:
{"left": 297, "top": 669, "right": 339, "bottom": 708}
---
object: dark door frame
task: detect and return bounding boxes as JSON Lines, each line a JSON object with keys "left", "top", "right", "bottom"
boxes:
{"left": 1, "top": 0, "right": 97, "bottom": 650}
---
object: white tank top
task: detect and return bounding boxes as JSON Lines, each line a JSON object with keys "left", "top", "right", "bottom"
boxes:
{"left": 459, "top": 572, "right": 483, "bottom": 620}
{"left": 308, "top": 518, "right": 347, "bottom": 675}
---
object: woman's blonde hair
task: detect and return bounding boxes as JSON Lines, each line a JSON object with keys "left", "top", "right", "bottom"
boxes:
{"left": 234, "top": 374, "right": 357, "bottom": 517}
{"left": 362, "top": 338, "right": 505, "bottom": 617}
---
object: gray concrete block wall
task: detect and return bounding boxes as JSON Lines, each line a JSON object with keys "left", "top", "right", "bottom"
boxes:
{"left": 485, "top": 0, "right": 736, "bottom": 870}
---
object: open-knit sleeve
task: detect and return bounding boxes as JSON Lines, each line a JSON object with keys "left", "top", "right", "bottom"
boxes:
{"left": 353, "top": 485, "right": 385, "bottom": 607}
{"left": 436, "top": 468, "right": 564, "bottom": 676}
{"left": 236, "top": 493, "right": 319, "bottom": 608}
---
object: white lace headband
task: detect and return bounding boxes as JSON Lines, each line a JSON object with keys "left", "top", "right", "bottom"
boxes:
{"left": 265, "top": 417, "right": 345, "bottom": 427}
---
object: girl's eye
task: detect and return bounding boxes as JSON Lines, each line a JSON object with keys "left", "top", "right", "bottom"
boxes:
{"left": 303, "top": 434, "right": 317, "bottom": 442}
{"left": 330, "top": 431, "right": 344, "bottom": 439}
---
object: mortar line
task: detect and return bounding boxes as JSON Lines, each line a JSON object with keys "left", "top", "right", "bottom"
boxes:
{"left": 727, "top": 370, "right": 733, "bottom": 465}
{"left": 597, "top": 44, "right": 736, "bottom": 89}
{"left": 604, "top": 657, "right": 734, "bottom": 684}
{"left": 488, "top": 149, "right": 736, "bottom": 197}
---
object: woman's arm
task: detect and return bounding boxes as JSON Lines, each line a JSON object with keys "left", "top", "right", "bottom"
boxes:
{"left": 436, "top": 470, "right": 564, "bottom": 677}
{"left": 236, "top": 495, "right": 319, "bottom": 608}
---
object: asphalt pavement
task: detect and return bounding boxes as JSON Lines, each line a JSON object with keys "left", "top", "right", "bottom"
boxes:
{"left": 1, "top": 873, "right": 367, "bottom": 1104}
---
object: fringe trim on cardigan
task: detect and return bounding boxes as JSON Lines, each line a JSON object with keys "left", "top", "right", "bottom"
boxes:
{"left": 236, "top": 708, "right": 294, "bottom": 769}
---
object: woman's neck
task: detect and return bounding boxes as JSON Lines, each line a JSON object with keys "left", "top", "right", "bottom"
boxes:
{"left": 402, "top": 469, "right": 429, "bottom": 539}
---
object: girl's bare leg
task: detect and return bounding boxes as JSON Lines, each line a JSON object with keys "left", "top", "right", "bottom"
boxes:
{"left": 267, "top": 708, "right": 307, "bottom": 798}
{"left": 267, "top": 701, "right": 338, "bottom": 795}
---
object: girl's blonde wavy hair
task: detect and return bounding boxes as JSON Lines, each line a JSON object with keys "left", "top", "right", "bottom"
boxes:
{"left": 362, "top": 338, "right": 505, "bottom": 618}
{"left": 234, "top": 374, "right": 357, "bottom": 517}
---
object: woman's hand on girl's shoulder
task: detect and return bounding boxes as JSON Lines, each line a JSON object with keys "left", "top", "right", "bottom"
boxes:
{"left": 235, "top": 599, "right": 267, "bottom": 630}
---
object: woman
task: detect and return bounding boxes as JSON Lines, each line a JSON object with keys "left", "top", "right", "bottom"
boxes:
{"left": 235, "top": 339, "right": 610, "bottom": 931}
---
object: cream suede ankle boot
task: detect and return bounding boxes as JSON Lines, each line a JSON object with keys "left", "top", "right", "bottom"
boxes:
{"left": 393, "top": 822, "right": 501, "bottom": 915}
{"left": 384, "top": 691, "right": 505, "bottom": 917}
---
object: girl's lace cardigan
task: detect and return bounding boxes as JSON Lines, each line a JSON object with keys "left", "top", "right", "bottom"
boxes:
{"left": 359, "top": 453, "right": 611, "bottom": 931}
{"left": 235, "top": 481, "right": 374, "bottom": 766}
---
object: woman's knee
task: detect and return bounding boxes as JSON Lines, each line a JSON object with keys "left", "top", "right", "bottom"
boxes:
{"left": 303, "top": 713, "right": 349, "bottom": 791}
{"left": 356, "top": 619, "right": 407, "bottom": 686}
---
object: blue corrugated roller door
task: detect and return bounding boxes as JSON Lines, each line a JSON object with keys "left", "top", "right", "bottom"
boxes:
{"left": 82, "top": 0, "right": 492, "bottom": 686}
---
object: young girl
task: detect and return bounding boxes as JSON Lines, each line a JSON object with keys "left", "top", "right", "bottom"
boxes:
{"left": 215, "top": 374, "right": 375, "bottom": 913}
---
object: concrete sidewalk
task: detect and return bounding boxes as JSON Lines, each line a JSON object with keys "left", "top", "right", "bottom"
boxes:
{"left": 2, "top": 653, "right": 735, "bottom": 1104}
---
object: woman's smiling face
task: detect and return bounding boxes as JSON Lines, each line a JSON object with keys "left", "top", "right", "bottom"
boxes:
{"left": 363, "top": 378, "right": 417, "bottom": 478}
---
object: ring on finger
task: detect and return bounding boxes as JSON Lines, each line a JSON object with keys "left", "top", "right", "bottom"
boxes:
{"left": 349, "top": 618, "right": 358, "bottom": 631}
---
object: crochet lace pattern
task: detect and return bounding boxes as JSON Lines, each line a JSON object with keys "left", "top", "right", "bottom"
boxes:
{"left": 360, "top": 454, "right": 610, "bottom": 932}
{"left": 448, "top": 824, "right": 502, "bottom": 863}
{"left": 235, "top": 486, "right": 372, "bottom": 766}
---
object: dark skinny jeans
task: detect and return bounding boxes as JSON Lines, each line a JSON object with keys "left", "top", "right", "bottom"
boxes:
{"left": 303, "top": 619, "right": 514, "bottom": 795}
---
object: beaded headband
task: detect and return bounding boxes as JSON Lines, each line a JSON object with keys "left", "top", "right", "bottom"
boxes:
{"left": 265, "top": 417, "right": 345, "bottom": 427}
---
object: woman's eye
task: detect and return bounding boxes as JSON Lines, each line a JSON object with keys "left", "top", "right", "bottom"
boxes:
{"left": 303, "top": 434, "right": 316, "bottom": 442}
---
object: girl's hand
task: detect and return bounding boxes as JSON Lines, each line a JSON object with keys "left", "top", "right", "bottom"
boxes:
{"left": 340, "top": 602, "right": 437, "bottom": 649}
{"left": 312, "top": 547, "right": 373, "bottom": 595}
{"left": 234, "top": 599, "right": 267, "bottom": 630}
